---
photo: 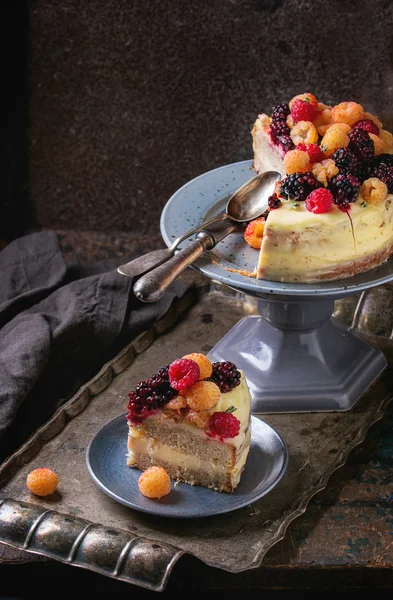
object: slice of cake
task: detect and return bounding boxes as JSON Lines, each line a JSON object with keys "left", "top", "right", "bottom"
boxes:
{"left": 245, "top": 93, "right": 393, "bottom": 282}
{"left": 126, "top": 353, "right": 251, "bottom": 493}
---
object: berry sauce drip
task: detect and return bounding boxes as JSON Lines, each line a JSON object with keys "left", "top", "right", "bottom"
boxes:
{"left": 369, "top": 154, "right": 393, "bottom": 193}
{"left": 211, "top": 361, "right": 241, "bottom": 393}
{"left": 127, "top": 365, "right": 177, "bottom": 423}
{"left": 280, "top": 172, "right": 322, "bottom": 202}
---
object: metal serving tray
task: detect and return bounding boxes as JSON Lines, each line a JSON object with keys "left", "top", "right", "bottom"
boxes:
{"left": 0, "top": 281, "right": 392, "bottom": 591}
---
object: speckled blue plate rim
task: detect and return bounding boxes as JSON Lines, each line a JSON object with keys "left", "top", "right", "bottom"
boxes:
{"left": 85, "top": 414, "right": 289, "bottom": 519}
{"left": 160, "top": 160, "right": 393, "bottom": 298}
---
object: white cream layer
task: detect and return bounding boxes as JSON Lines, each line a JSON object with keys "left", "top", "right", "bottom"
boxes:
{"left": 127, "top": 429, "right": 251, "bottom": 487}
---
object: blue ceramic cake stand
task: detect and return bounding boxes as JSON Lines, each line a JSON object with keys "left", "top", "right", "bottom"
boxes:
{"left": 160, "top": 160, "right": 391, "bottom": 413}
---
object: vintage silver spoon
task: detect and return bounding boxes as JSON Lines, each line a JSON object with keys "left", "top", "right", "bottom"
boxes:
{"left": 133, "top": 170, "right": 280, "bottom": 302}
{"left": 117, "top": 213, "right": 227, "bottom": 278}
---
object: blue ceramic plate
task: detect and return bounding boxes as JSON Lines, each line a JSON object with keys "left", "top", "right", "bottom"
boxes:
{"left": 86, "top": 415, "right": 288, "bottom": 518}
{"left": 160, "top": 160, "right": 393, "bottom": 298}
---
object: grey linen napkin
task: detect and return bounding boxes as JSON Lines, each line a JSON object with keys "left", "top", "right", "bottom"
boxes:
{"left": 0, "top": 231, "right": 190, "bottom": 461}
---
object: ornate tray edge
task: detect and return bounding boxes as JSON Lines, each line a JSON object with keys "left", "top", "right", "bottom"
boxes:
{"left": 0, "top": 284, "right": 392, "bottom": 587}
{"left": 0, "top": 288, "right": 196, "bottom": 591}
{"left": 226, "top": 383, "right": 393, "bottom": 574}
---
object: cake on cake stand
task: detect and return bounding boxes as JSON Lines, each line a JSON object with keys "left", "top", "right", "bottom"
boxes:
{"left": 160, "top": 160, "right": 392, "bottom": 413}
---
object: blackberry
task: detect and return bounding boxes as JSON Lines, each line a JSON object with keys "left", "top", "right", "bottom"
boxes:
{"left": 277, "top": 134, "right": 295, "bottom": 153}
{"left": 329, "top": 173, "right": 361, "bottom": 208}
{"left": 269, "top": 120, "right": 290, "bottom": 143}
{"left": 211, "top": 361, "right": 241, "bottom": 393}
{"left": 348, "top": 127, "right": 375, "bottom": 163}
{"left": 280, "top": 172, "right": 322, "bottom": 202}
{"left": 369, "top": 154, "right": 393, "bottom": 193}
{"left": 127, "top": 366, "right": 177, "bottom": 423}
{"left": 333, "top": 147, "right": 363, "bottom": 178}
{"left": 271, "top": 103, "right": 290, "bottom": 122}
{"left": 268, "top": 193, "right": 282, "bottom": 210}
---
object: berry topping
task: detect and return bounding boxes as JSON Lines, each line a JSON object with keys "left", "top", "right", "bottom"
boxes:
{"left": 332, "top": 147, "right": 363, "bottom": 177}
{"left": 305, "top": 188, "right": 333, "bottom": 214}
{"left": 277, "top": 134, "right": 295, "bottom": 153}
{"left": 312, "top": 159, "right": 339, "bottom": 187}
{"left": 290, "top": 121, "right": 318, "bottom": 145}
{"left": 184, "top": 380, "right": 221, "bottom": 411}
{"left": 280, "top": 172, "right": 322, "bottom": 202}
{"left": 269, "top": 120, "right": 290, "bottom": 143}
{"left": 244, "top": 217, "right": 265, "bottom": 248}
{"left": 211, "top": 361, "right": 241, "bottom": 393}
{"left": 138, "top": 466, "right": 171, "bottom": 499}
{"left": 369, "top": 154, "right": 393, "bottom": 193}
{"left": 331, "top": 101, "right": 364, "bottom": 126}
{"left": 290, "top": 99, "right": 318, "bottom": 123}
{"left": 26, "top": 468, "right": 58, "bottom": 497}
{"left": 283, "top": 149, "right": 310, "bottom": 174}
{"left": 348, "top": 127, "right": 375, "bottom": 163}
{"left": 209, "top": 409, "right": 241, "bottom": 440}
{"left": 329, "top": 173, "right": 361, "bottom": 208}
{"left": 352, "top": 119, "right": 380, "bottom": 136}
{"left": 296, "top": 143, "right": 325, "bottom": 164}
{"left": 127, "top": 365, "right": 177, "bottom": 423}
{"left": 271, "top": 103, "right": 290, "bottom": 121}
{"left": 320, "top": 125, "right": 350, "bottom": 157}
{"left": 268, "top": 193, "right": 282, "bottom": 210}
{"left": 289, "top": 93, "right": 318, "bottom": 110}
{"left": 361, "top": 178, "right": 388, "bottom": 206}
{"left": 168, "top": 358, "right": 200, "bottom": 392}
{"left": 182, "top": 353, "right": 213, "bottom": 380}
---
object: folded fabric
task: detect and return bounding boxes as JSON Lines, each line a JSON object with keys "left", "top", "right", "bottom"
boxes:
{"left": 0, "top": 231, "right": 190, "bottom": 462}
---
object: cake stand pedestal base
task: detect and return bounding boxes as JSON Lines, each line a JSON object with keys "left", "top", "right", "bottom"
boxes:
{"left": 208, "top": 297, "right": 387, "bottom": 413}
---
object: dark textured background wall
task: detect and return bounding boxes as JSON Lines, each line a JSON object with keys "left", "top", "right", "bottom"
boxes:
{"left": 27, "top": 0, "right": 393, "bottom": 244}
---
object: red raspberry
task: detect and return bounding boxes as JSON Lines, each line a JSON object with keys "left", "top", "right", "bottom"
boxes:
{"left": 290, "top": 99, "right": 318, "bottom": 123}
{"left": 352, "top": 119, "right": 380, "bottom": 136}
{"left": 168, "top": 358, "right": 200, "bottom": 392}
{"left": 208, "top": 411, "right": 241, "bottom": 440}
{"left": 305, "top": 188, "right": 333, "bottom": 214}
{"left": 297, "top": 143, "right": 325, "bottom": 164}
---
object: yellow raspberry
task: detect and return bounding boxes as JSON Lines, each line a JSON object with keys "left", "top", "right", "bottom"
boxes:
{"left": 379, "top": 129, "right": 393, "bottom": 153}
{"left": 361, "top": 178, "right": 388, "bottom": 206}
{"left": 184, "top": 380, "right": 220, "bottom": 411}
{"left": 185, "top": 409, "right": 211, "bottom": 429}
{"left": 314, "top": 104, "right": 333, "bottom": 135}
{"left": 311, "top": 159, "right": 338, "bottom": 187}
{"left": 363, "top": 111, "right": 383, "bottom": 130}
{"left": 165, "top": 395, "right": 187, "bottom": 412}
{"left": 138, "top": 466, "right": 171, "bottom": 499}
{"left": 26, "top": 468, "right": 58, "bottom": 497}
{"left": 370, "top": 133, "right": 385, "bottom": 156}
{"left": 286, "top": 114, "right": 294, "bottom": 129}
{"left": 182, "top": 353, "right": 213, "bottom": 379}
{"left": 290, "top": 121, "right": 318, "bottom": 145}
{"left": 320, "top": 126, "right": 349, "bottom": 157}
{"left": 312, "top": 162, "right": 328, "bottom": 186}
{"left": 322, "top": 158, "right": 340, "bottom": 179}
{"left": 289, "top": 93, "right": 318, "bottom": 109}
{"left": 258, "top": 113, "right": 271, "bottom": 130}
{"left": 331, "top": 102, "right": 364, "bottom": 126}
{"left": 283, "top": 149, "right": 310, "bottom": 174}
